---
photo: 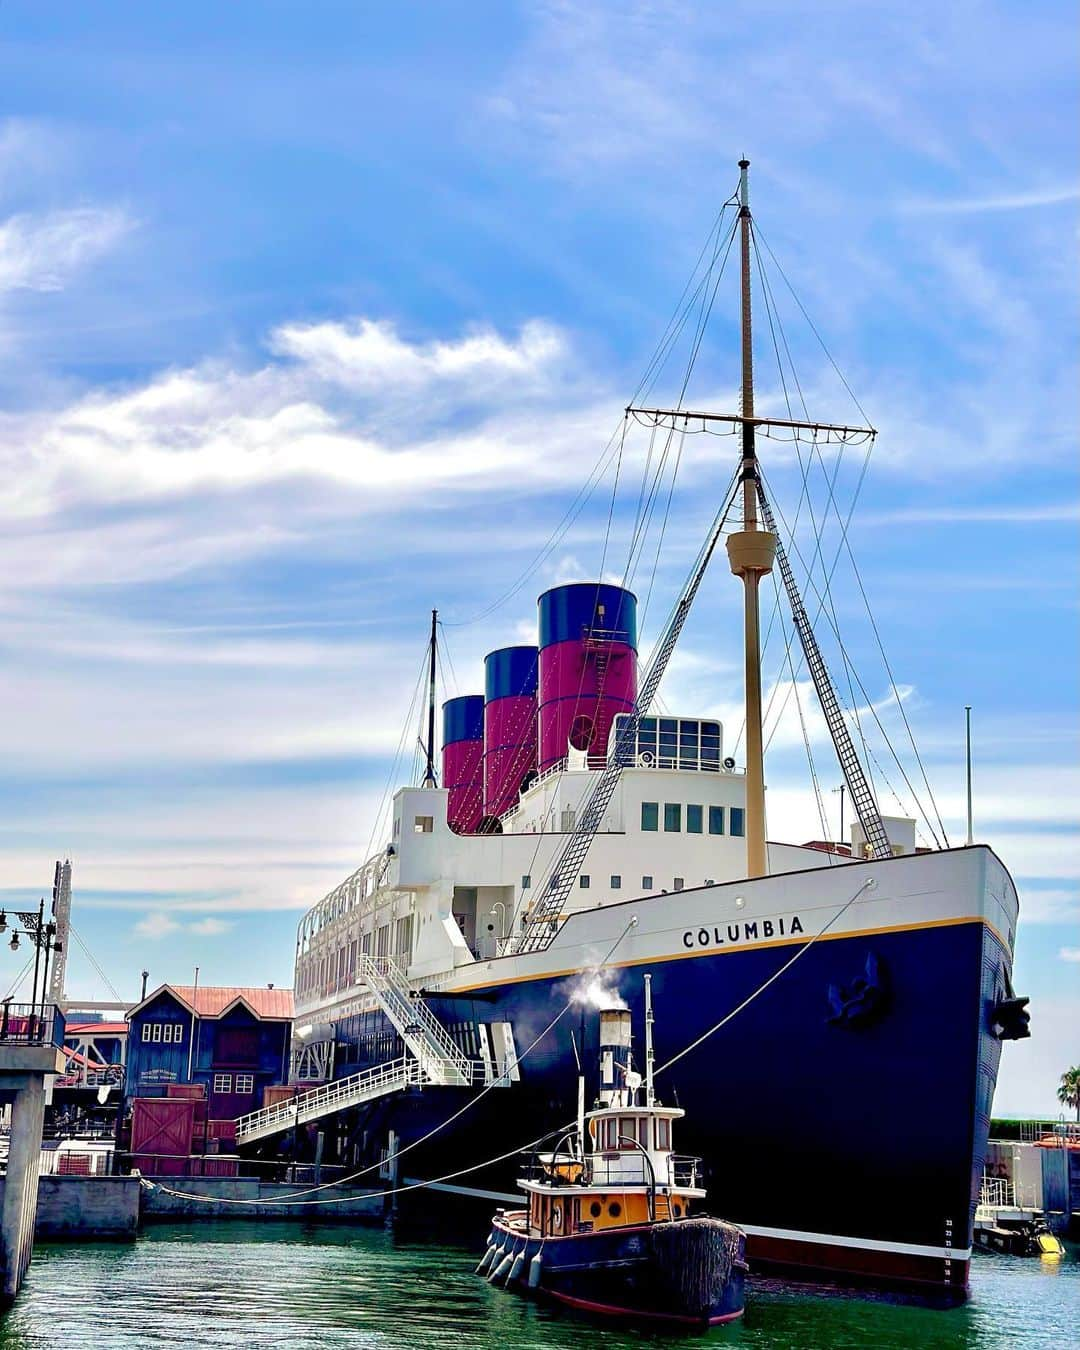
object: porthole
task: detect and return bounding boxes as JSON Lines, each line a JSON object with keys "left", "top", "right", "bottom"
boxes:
{"left": 590, "top": 1201, "right": 602, "bottom": 1218}
{"left": 608, "top": 1201, "right": 622, "bottom": 1218}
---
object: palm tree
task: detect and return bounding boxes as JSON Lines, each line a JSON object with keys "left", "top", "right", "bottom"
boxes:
{"left": 1057, "top": 1066, "right": 1080, "bottom": 1122}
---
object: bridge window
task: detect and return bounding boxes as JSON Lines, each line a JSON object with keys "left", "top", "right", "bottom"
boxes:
{"left": 664, "top": 803, "right": 681, "bottom": 832}
{"left": 673, "top": 877, "right": 684, "bottom": 891}
{"left": 610, "top": 874, "right": 621, "bottom": 889}
{"left": 413, "top": 815, "right": 433, "bottom": 833}
{"left": 641, "top": 802, "right": 658, "bottom": 831}
{"left": 521, "top": 874, "right": 531, "bottom": 889}
{"left": 657, "top": 1117, "right": 671, "bottom": 1149}
{"left": 709, "top": 806, "right": 725, "bottom": 835}
{"left": 687, "top": 804, "right": 703, "bottom": 834}
{"left": 730, "top": 807, "right": 746, "bottom": 837}
{"left": 615, "top": 715, "right": 723, "bottom": 772}
{"left": 579, "top": 875, "right": 590, "bottom": 889}
{"left": 642, "top": 875, "right": 653, "bottom": 890}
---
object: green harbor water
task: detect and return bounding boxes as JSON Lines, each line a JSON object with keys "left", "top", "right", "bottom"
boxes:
{"left": 1, "top": 1223, "right": 1077, "bottom": 1349}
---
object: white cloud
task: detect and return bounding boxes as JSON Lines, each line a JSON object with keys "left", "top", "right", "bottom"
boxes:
{"left": 0, "top": 207, "right": 132, "bottom": 293}
{"left": 270, "top": 317, "right": 564, "bottom": 392}
{"left": 134, "top": 912, "right": 180, "bottom": 939}
{"left": 189, "top": 917, "right": 232, "bottom": 937}
{"left": 901, "top": 185, "right": 1080, "bottom": 215}
{"left": 1060, "top": 947, "right": 1080, "bottom": 964}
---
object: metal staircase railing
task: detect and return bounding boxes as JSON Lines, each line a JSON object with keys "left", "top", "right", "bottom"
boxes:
{"left": 235, "top": 1054, "right": 486, "bottom": 1145}
{"left": 236, "top": 1056, "right": 422, "bottom": 1144}
{"left": 756, "top": 483, "right": 892, "bottom": 861}
{"left": 357, "top": 956, "right": 472, "bottom": 1085}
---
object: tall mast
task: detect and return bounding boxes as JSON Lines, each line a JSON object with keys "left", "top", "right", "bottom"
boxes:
{"left": 423, "top": 608, "right": 438, "bottom": 787}
{"left": 725, "top": 159, "right": 776, "bottom": 878}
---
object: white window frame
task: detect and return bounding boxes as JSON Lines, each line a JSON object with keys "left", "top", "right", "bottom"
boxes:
{"left": 234, "top": 1073, "right": 255, "bottom": 1094}
{"left": 213, "top": 1073, "right": 232, "bottom": 1094}
{"left": 141, "top": 1023, "right": 152, "bottom": 1042}
{"left": 151, "top": 1022, "right": 162, "bottom": 1042}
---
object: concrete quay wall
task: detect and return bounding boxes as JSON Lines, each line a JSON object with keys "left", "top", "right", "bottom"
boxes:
{"left": 139, "top": 1176, "right": 384, "bottom": 1221}
{"left": 34, "top": 1177, "right": 140, "bottom": 1240}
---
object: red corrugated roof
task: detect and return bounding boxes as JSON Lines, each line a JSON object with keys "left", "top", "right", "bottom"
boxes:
{"left": 66, "top": 1022, "right": 129, "bottom": 1035}
{"left": 167, "top": 986, "right": 294, "bottom": 1020}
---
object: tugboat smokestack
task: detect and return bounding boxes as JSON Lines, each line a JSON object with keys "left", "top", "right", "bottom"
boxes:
{"left": 598, "top": 1007, "right": 633, "bottom": 1108}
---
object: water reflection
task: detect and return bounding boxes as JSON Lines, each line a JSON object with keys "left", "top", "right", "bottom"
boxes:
{"left": 0, "top": 1223, "right": 1074, "bottom": 1349}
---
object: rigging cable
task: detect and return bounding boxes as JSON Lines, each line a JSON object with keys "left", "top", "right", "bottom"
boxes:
{"left": 444, "top": 198, "right": 741, "bottom": 631}
{"left": 654, "top": 877, "right": 875, "bottom": 1075}
{"left": 750, "top": 226, "right": 874, "bottom": 785}
{"left": 150, "top": 872, "right": 878, "bottom": 1209}
{"left": 68, "top": 925, "right": 124, "bottom": 1003}
{"left": 141, "top": 916, "right": 640, "bottom": 1207}
{"left": 761, "top": 471, "right": 944, "bottom": 848}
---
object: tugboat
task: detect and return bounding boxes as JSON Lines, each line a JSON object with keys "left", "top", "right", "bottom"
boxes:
{"left": 477, "top": 981, "right": 747, "bottom": 1328}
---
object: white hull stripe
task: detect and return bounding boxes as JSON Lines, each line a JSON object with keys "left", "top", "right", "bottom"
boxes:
{"left": 409, "top": 1180, "right": 972, "bottom": 1260}
{"left": 742, "top": 1222, "right": 971, "bottom": 1263}
{"left": 404, "top": 1177, "right": 520, "bottom": 1204}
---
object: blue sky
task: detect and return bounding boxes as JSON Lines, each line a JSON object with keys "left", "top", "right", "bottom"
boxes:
{"left": 0, "top": 2, "right": 1075, "bottom": 1114}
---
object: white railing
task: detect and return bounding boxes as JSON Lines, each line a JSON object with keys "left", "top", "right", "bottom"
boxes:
{"left": 237, "top": 1056, "right": 419, "bottom": 1142}
{"left": 236, "top": 1055, "right": 487, "bottom": 1144}
{"left": 979, "top": 1176, "right": 1015, "bottom": 1209}
{"left": 358, "top": 956, "right": 472, "bottom": 1084}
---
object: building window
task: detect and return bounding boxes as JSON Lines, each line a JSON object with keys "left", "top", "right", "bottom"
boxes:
{"left": 641, "top": 802, "right": 658, "bottom": 832}
{"left": 413, "top": 815, "right": 433, "bottom": 833}
{"left": 151, "top": 1023, "right": 163, "bottom": 1043}
{"left": 579, "top": 875, "right": 590, "bottom": 889}
{"left": 213, "top": 1073, "right": 232, "bottom": 1094}
{"left": 141, "top": 1023, "right": 152, "bottom": 1042}
{"left": 687, "top": 804, "right": 703, "bottom": 834}
{"left": 673, "top": 877, "right": 685, "bottom": 892}
{"left": 730, "top": 807, "right": 746, "bottom": 837}
{"left": 234, "top": 1073, "right": 255, "bottom": 1095}
{"left": 709, "top": 805, "right": 725, "bottom": 835}
{"left": 642, "top": 875, "right": 653, "bottom": 890}
{"left": 610, "top": 875, "right": 621, "bottom": 890}
{"left": 664, "top": 803, "right": 681, "bottom": 832}
{"left": 521, "top": 874, "right": 531, "bottom": 890}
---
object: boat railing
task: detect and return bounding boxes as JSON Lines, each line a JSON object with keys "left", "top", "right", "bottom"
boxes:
{"left": 668, "top": 1154, "right": 702, "bottom": 1188}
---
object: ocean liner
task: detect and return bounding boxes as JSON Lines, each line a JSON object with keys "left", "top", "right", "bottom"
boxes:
{"left": 241, "top": 161, "right": 1029, "bottom": 1299}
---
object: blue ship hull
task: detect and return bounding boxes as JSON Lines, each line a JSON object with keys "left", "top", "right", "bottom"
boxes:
{"left": 306, "top": 908, "right": 1009, "bottom": 1298}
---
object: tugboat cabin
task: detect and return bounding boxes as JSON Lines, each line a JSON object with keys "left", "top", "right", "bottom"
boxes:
{"left": 517, "top": 1006, "right": 705, "bottom": 1238}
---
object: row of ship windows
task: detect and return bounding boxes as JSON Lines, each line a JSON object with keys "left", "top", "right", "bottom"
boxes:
{"left": 641, "top": 802, "right": 744, "bottom": 836}
{"left": 296, "top": 915, "right": 414, "bottom": 999}
{"left": 522, "top": 873, "right": 697, "bottom": 894}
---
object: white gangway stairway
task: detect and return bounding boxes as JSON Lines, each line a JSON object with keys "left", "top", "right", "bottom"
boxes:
{"left": 236, "top": 956, "right": 483, "bottom": 1146}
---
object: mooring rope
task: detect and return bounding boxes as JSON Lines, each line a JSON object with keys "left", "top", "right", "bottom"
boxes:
{"left": 137, "top": 877, "right": 876, "bottom": 1209}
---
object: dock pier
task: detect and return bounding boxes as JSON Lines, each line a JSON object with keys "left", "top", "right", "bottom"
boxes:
{"left": 0, "top": 1004, "right": 65, "bottom": 1304}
